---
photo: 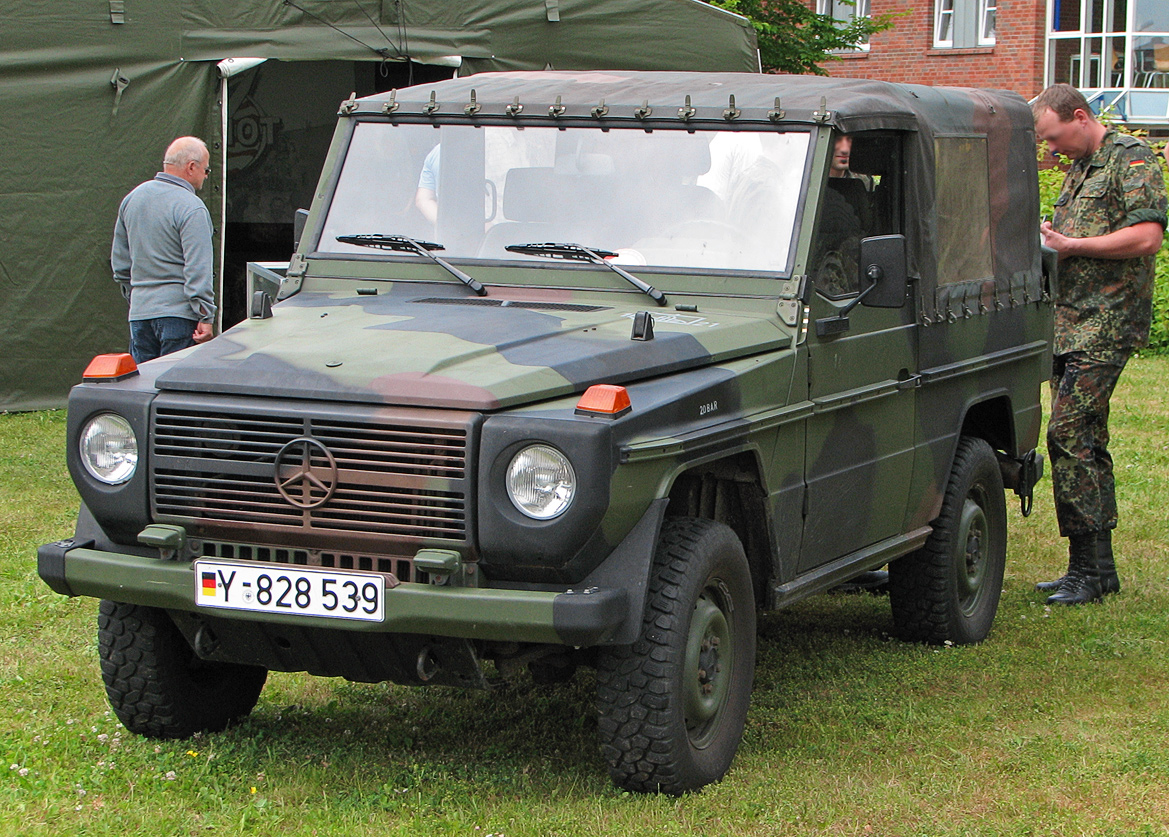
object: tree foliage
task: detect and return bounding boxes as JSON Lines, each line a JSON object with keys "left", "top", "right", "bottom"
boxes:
{"left": 707, "top": 0, "right": 894, "bottom": 75}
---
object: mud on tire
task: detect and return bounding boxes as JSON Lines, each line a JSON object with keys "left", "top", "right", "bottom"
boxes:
{"left": 595, "top": 518, "right": 756, "bottom": 795}
{"left": 889, "top": 436, "right": 1007, "bottom": 645}
{"left": 98, "top": 600, "right": 267, "bottom": 738}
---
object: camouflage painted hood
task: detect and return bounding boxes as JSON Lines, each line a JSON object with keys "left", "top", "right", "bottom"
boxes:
{"left": 155, "top": 287, "right": 791, "bottom": 410}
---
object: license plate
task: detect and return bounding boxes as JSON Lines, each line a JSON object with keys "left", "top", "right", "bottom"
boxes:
{"left": 194, "top": 561, "right": 385, "bottom": 622}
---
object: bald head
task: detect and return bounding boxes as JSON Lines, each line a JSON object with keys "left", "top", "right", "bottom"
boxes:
{"left": 162, "top": 137, "right": 210, "bottom": 190}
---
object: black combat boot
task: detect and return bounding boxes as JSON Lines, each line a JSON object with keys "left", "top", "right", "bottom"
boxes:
{"left": 1046, "top": 532, "right": 1105, "bottom": 606}
{"left": 1035, "top": 572, "right": 1067, "bottom": 592}
{"left": 1095, "top": 529, "right": 1121, "bottom": 596}
{"left": 1036, "top": 530, "right": 1122, "bottom": 593}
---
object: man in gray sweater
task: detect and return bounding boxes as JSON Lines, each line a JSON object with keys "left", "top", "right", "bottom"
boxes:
{"left": 112, "top": 136, "right": 216, "bottom": 363}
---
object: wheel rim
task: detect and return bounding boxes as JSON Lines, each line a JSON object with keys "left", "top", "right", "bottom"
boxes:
{"left": 683, "top": 582, "right": 734, "bottom": 749}
{"left": 956, "top": 489, "right": 990, "bottom": 615}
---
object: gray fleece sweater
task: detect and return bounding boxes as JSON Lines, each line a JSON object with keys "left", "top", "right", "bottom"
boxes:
{"left": 111, "top": 172, "right": 216, "bottom": 323}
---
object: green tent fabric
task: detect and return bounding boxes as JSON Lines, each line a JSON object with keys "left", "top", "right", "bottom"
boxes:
{"left": 0, "top": 0, "right": 756, "bottom": 411}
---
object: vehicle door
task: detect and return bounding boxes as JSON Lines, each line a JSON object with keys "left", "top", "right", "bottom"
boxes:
{"left": 798, "top": 131, "right": 918, "bottom": 570}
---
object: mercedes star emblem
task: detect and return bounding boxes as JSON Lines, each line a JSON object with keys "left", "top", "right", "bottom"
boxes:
{"left": 274, "top": 437, "right": 338, "bottom": 509}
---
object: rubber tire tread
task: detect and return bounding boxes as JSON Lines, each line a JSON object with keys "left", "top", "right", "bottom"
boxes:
{"left": 595, "top": 518, "right": 756, "bottom": 795}
{"left": 98, "top": 600, "right": 267, "bottom": 739}
{"left": 888, "top": 437, "right": 1007, "bottom": 645}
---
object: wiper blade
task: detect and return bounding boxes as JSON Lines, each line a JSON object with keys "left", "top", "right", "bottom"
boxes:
{"left": 337, "top": 234, "right": 487, "bottom": 297}
{"left": 505, "top": 242, "right": 667, "bottom": 307}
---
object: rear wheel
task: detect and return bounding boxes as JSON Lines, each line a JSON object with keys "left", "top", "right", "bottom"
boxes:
{"left": 98, "top": 600, "right": 267, "bottom": 738}
{"left": 889, "top": 437, "right": 1006, "bottom": 645}
{"left": 596, "top": 518, "right": 756, "bottom": 794}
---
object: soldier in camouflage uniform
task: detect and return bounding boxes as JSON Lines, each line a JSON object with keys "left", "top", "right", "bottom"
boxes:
{"left": 1032, "top": 84, "right": 1168, "bottom": 605}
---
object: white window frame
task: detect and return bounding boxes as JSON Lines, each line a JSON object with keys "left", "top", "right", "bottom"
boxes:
{"left": 978, "top": 0, "right": 997, "bottom": 46}
{"left": 818, "top": 0, "right": 872, "bottom": 52}
{"left": 935, "top": 0, "right": 955, "bottom": 48}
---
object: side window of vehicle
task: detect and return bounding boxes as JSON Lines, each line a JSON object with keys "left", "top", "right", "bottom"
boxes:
{"left": 810, "top": 132, "right": 902, "bottom": 298}
{"left": 934, "top": 135, "right": 993, "bottom": 285}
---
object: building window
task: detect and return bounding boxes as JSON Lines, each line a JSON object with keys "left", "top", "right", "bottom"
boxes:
{"left": 935, "top": 0, "right": 994, "bottom": 49}
{"left": 819, "top": 0, "right": 872, "bottom": 51}
{"left": 1045, "top": 0, "right": 1169, "bottom": 125}
{"left": 1047, "top": 0, "right": 1169, "bottom": 89}
{"left": 979, "top": 0, "right": 997, "bottom": 45}
{"left": 935, "top": 0, "right": 955, "bottom": 47}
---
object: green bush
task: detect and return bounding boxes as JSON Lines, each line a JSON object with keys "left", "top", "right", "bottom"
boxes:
{"left": 1037, "top": 141, "right": 1169, "bottom": 355}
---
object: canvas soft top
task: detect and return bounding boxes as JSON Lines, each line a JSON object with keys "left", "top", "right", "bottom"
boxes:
{"left": 347, "top": 71, "right": 1029, "bottom": 137}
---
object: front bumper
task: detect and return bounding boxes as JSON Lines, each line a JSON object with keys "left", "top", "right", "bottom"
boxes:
{"left": 37, "top": 539, "right": 626, "bottom": 647}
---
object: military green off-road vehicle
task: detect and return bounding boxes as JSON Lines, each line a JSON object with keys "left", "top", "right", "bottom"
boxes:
{"left": 40, "top": 71, "right": 1053, "bottom": 794}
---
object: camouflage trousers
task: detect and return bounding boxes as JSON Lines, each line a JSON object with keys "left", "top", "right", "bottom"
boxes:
{"left": 1047, "top": 350, "right": 1130, "bottom": 537}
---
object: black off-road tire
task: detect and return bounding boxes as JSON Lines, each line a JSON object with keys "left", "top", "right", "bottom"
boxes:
{"left": 596, "top": 518, "right": 756, "bottom": 795}
{"left": 98, "top": 600, "right": 267, "bottom": 738}
{"left": 889, "top": 437, "right": 1007, "bottom": 645}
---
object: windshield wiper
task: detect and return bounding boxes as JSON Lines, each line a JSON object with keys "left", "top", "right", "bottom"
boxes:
{"left": 337, "top": 234, "right": 487, "bottom": 297}
{"left": 505, "top": 242, "right": 667, "bottom": 307}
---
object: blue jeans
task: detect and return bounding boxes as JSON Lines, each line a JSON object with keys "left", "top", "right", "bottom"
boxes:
{"left": 129, "top": 317, "right": 197, "bottom": 363}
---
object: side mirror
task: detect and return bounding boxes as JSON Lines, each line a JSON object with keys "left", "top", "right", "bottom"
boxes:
{"left": 814, "top": 234, "right": 909, "bottom": 337}
{"left": 858, "top": 234, "right": 908, "bottom": 309}
{"left": 292, "top": 208, "right": 310, "bottom": 252}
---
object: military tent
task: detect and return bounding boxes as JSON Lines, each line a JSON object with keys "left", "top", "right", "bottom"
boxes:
{"left": 0, "top": 0, "right": 757, "bottom": 410}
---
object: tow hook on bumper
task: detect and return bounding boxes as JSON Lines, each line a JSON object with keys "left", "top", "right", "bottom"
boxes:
{"left": 999, "top": 449, "right": 1044, "bottom": 517}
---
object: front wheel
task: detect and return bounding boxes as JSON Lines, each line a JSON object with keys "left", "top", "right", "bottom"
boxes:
{"left": 98, "top": 600, "right": 267, "bottom": 738}
{"left": 596, "top": 518, "right": 756, "bottom": 795}
{"left": 889, "top": 436, "right": 1007, "bottom": 645}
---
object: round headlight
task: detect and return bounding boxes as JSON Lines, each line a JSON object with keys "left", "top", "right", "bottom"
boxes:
{"left": 79, "top": 413, "right": 138, "bottom": 485}
{"left": 506, "top": 444, "right": 576, "bottom": 520}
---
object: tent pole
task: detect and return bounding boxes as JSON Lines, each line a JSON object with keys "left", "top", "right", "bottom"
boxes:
{"left": 218, "top": 74, "right": 228, "bottom": 335}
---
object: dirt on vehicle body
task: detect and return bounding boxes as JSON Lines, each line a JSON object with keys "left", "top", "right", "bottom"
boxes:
{"left": 40, "top": 71, "right": 1052, "bottom": 794}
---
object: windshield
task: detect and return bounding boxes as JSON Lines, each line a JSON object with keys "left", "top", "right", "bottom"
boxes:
{"left": 318, "top": 123, "right": 810, "bottom": 274}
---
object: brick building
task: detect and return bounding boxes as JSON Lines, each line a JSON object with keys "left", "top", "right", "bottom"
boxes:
{"left": 810, "top": 0, "right": 1169, "bottom": 131}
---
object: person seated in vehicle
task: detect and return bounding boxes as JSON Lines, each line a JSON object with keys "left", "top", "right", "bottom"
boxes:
{"left": 827, "top": 135, "right": 873, "bottom": 230}
{"left": 811, "top": 134, "right": 879, "bottom": 298}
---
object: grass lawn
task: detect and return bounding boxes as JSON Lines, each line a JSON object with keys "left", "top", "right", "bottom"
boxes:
{"left": 2, "top": 357, "right": 1167, "bottom": 836}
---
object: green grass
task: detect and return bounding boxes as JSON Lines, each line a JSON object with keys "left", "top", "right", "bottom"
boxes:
{"left": 3, "top": 360, "right": 1169, "bottom": 836}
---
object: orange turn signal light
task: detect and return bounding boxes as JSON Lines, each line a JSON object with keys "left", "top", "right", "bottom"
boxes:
{"left": 575, "top": 384, "right": 631, "bottom": 418}
{"left": 82, "top": 353, "right": 139, "bottom": 382}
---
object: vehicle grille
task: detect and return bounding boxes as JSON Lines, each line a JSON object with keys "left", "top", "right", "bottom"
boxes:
{"left": 199, "top": 540, "right": 418, "bottom": 583}
{"left": 150, "top": 395, "right": 475, "bottom": 551}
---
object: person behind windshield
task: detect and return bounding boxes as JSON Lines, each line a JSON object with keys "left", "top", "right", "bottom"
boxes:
{"left": 812, "top": 133, "right": 865, "bottom": 297}
{"left": 829, "top": 134, "right": 875, "bottom": 197}
{"left": 414, "top": 144, "right": 440, "bottom": 225}
{"left": 829, "top": 135, "right": 853, "bottom": 179}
